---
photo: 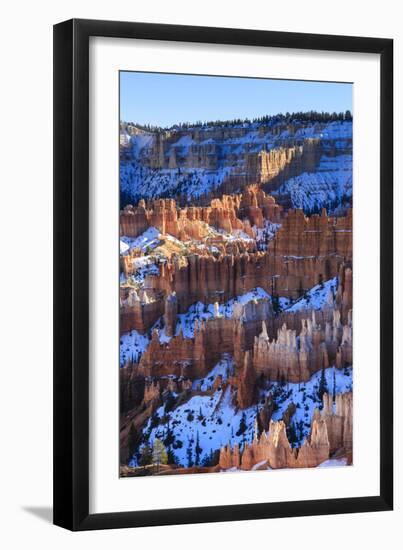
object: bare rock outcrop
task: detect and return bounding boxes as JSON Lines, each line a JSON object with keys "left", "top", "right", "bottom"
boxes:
{"left": 120, "top": 185, "right": 282, "bottom": 241}
{"left": 120, "top": 287, "right": 164, "bottom": 334}
{"left": 321, "top": 392, "right": 353, "bottom": 453}
{"left": 253, "top": 309, "right": 352, "bottom": 383}
{"left": 236, "top": 351, "right": 256, "bottom": 409}
{"left": 164, "top": 292, "right": 178, "bottom": 337}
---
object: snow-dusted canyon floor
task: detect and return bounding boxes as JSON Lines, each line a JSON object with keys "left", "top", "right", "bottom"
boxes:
{"left": 130, "top": 362, "right": 352, "bottom": 467}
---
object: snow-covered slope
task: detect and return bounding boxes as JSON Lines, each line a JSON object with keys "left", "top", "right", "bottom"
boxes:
{"left": 120, "top": 163, "right": 233, "bottom": 203}
{"left": 120, "top": 120, "right": 352, "bottom": 209}
{"left": 273, "top": 154, "right": 352, "bottom": 213}
{"left": 131, "top": 362, "right": 352, "bottom": 467}
{"left": 120, "top": 227, "right": 161, "bottom": 255}
{"left": 283, "top": 278, "right": 337, "bottom": 312}
{"left": 271, "top": 120, "right": 352, "bottom": 213}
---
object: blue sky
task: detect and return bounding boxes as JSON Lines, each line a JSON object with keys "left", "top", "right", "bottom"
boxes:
{"left": 120, "top": 71, "right": 352, "bottom": 128}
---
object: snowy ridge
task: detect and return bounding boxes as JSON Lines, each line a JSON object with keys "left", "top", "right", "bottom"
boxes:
{"left": 283, "top": 277, "right": 337, "bottom": 312}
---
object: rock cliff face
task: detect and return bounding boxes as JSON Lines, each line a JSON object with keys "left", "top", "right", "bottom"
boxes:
{"left": 271, "top": 207, "right": 352, "bottom": 258}
{"left": 253, "top": 307, "right": 352, "bottom": 383}
{"left": 261, "top": 138, "right": 324, "bottom": 194}
{"left": 164, "top": 292, "right": 178, "bottom": 337}
{"left": 133, "top": 301, "right": 351, "bottom": 410}
{"left": 136, "top": 300, "right": 269, "bottom": 383}
{"left": 120, "top": 185, "right": 282, "bottom": 239}
{"left": 120, "top": 119, "right": 352, "bottom": 210}
{"left": 120, "top": 287, "right": 164, "bottom": 334}
{"left": 120, "top": 288, "right": 350, "bottom": 428}
{"left": 141, "top": 206, "right": 352, "bottom": 315}
{"left": 236, "top": 351, "right": 256, "bottom": 409}
{"left": 321, "top": 392, "right": 353, "bottom": 453}
{"left": 219, "top": 391, "right": 352, "bottom": 470}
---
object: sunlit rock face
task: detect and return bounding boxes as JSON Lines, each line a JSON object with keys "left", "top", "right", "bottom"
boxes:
{"left": 120, "top": 201, "right": 351, "bottom": 328}
{"left": 219, "top": 391, "right": 352, "bottom": 470}
{"left": 120, "top": 186, "right": 282, "bottom": 240}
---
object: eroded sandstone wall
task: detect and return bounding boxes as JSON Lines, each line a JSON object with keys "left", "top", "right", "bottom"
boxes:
{"left": 132, "top": 302, "right": 352, "bottom": 409}
{"left": 147, "top": 208, "right": 352, "bottom": 312}
{"left": 120, "top": 186, "right": 282, "bottom": 239}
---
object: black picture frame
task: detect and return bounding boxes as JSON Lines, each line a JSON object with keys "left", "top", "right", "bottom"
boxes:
{"left": 53, "top": 18, "right": 393, "bottom": 531}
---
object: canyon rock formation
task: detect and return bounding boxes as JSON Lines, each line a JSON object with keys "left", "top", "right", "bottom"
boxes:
{"left": 120, "top": 185, "right": 282, "bottom": 240}
{"left": 120, "top": 192, "right": 352, "bottom": 336}
{"left": 219, "top": 391, "right": 352, "bottom": 470}
{"left": 119, "top": 114, "right": 354, "bottom": 474}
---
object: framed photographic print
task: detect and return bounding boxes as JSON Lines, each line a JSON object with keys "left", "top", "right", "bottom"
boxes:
{"left": 53, "top": 19, "right": 393, "bottom": 530}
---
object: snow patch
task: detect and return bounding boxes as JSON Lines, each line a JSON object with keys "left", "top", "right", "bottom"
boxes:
{"left": 317, "top": 457, "right": 348, "bottom": 468}
{"left": 120, "top": 329, "right": 150, "bottom": 366}
{"left": 284, "top": 277, "right": 337, "bottom": 312}
{"left": 120, "top": 227, "right": 161, "bottom": 255}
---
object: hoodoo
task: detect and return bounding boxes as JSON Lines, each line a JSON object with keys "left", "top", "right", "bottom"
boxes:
{"left": 219, "top": 391, "right": 352, "bottom": 471}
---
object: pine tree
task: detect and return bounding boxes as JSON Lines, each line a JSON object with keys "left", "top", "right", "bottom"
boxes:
{"left": 287, "top": 422, "right": 298, "bottom": 448}
{"left": 186, "top": 439, "right": 194, "bottom": 468}
{"left": 201, "top": 453, "right": 210, "bottom": 467}
{"left": 167, "top": 448, "right": 176, "bottom": 465}
{"left": 297, "top": 420, "right": 305, "bottom": 442}
{"left": 272, "top": 293, "right": 281, "bottom": 314}
{"left": 236, "top": 412, "right": 247, "bottom": 437}
{"left": 127, "top": 422, "right": 139, "bottom": 462}
{"left": 152, "top": 438, "right": 168, "bottom": 473}
{"left": 201, "top": 448, "right": 220, "bottom": 467}
{"left": 164, "top": 391, "right": 176, "bottom": 413}
{"left": 150, "top": 412, "right": 160, "bottom": 429}
{"left": 164, "top": 420, "right": 175, "bottom": 449}
{"left": 255, "top": 406, "right": 263, "bottom": 436}
{"left": 318, "top": 366, "right": 328, "bottom": 403}
{"left": 139, "top": 444, "right": 153, "bottom": 467}
{"left": 195, "top": 432, "right": 202, "bottom": 466}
